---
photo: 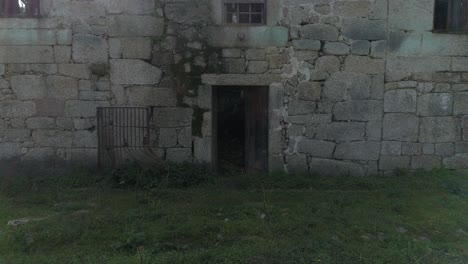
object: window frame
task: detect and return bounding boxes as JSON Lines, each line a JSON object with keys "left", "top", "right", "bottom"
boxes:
{"left": 0, "top": 0, "right": 41, "bottom": 18}
{"left": 222, "top": 0, "right": 267, "bottom": 26}
{"left": 433, "top": 0, "right": 468, "bottom": 33}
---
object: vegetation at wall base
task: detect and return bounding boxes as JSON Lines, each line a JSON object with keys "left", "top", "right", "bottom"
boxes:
{"left": 0, "top": 166, "right": 467, "bottom": 264}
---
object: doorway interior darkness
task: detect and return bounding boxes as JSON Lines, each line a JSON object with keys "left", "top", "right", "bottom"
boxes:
{"left": 213, "top": 86, "right": 269, "bottom": 173}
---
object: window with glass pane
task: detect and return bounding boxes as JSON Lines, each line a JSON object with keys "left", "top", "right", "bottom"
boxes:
{"left": 434, "top": 0, "right": 468, "bottom": 31}
{"left": 224, "top": 1, "right": 266, "bottom": 25}
{"left": 0, "top": 0, "right": 40, "bottom": 17}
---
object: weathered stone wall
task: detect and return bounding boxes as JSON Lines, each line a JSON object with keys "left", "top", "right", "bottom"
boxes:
{"left": 1, "top": 0, "right": 468, "bottom": 175}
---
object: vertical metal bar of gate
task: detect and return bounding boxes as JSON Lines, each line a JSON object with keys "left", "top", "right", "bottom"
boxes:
{"left": 97, "top": 107, "right": 153, "bottom": 168}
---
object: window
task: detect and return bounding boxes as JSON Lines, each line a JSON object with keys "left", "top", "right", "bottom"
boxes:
{"left": 0, "top": 0, "right": 40, "bottom": 17}
{"left": 223, "top": 0, "right": 266, "bottom": 25}
{"left": 434, "top": 0, "right": 468, "bottom": 31}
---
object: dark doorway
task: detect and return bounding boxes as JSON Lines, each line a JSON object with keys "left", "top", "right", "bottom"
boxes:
{"left": 213, "top": 86, "right": 269, "bottom": 173}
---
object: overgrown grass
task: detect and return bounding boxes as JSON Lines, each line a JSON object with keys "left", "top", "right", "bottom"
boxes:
{"left": 0, "top": 166, "right": 467, "bottom": 263}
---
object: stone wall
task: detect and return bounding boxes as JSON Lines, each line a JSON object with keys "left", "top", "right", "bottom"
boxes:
{"left": 1, "top": 0, "right": 468, "bottom": 175}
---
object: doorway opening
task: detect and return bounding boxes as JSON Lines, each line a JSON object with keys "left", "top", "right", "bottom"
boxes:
{"left": 213, "top": 86, "right": 269, "bottom": 173}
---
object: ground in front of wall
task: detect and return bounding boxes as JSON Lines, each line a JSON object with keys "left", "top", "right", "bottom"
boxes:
{"left": 0, "top": 170, "right": 467, "bottom": 264}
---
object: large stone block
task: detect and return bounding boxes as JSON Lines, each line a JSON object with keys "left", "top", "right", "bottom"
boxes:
{"left": 286, "top": 154, "right": 308, "bottom": 173}
{"left": 284, "top": 114, "right": 332, "bottom": 125}
{"left": 57, "top": 29, "right": 72, "bottom": 45}
{"left": 334, "top": 141, "right": 381, "bottom": 161}
{"left": 153, "top": 108, "right": 193, "bottom": 128}
{"left": 110, "top": 59, "right": 162, "bottom": 85}
{"left": 384, "top": 89, "right": 417, "bottom": 113}
{"left": 26, "top": 117, "right": 55, "bottom": 129}
{"left": 334, "top": 1, "right": 372, "bottom": 17}
{"left": 333, "top": 100, "right": 383, "bottom": 121}
{"left": 411, "top": 156, "right": 441, "bottom": 170}
{"left": 383, "top": 113, "right": 419, "bottom": 141}
{"left": 0, "top": 29, "right": 56, "bottom": 45}
{"left": 288, "top": 100, "right": 316, "bottom": 115}
{"left": 178, "top": 127, "right": 192, "bottom": 148}
{"left": 443, "top": 154, "right": 468, "bottom": 169}
{"left": 299, "top": 24, "right": 339, "bottom": 41}
{"left": 309, "top": 158, "right": 364, "bottom": 176}
{"left": 203, "top": 26, "right": 288, "bottom": 48}
{"left": 58, "top": 64, "right": 91, "bottom": 79}
{"left": 292, "top": 39, "right": 321, "bottom": 50}
{"left": 54, "top": 46, "right": 72, "bottom": 63}
{"left": 435, "top": 143, "right": 455, "bottom": 157}
{"left": 323, "top": 72, "right": 371, "bottom": 101}
{"left": 386, "top": 56, "right": 451, "bottom": 74}
{"left": 344, "top": 56, "right": 385, "bottom": 74}
{"left": 109, "top": 15, "right": 165, "bottom": 37}
{"left": 72, "top": 34, "right": 108, "bottom": 63}
{"left": 223, "top": 58, "right": 246, "bottom": 73}
{"left": 108, "top": 0, "right": 155, "bottom": 15}
{"left": 73, "top": 131, "right": 97, "bottom": 148}
{"left": 46, "top": 76, "right": 78, "bottom": 100}
{"left": 247, "top": 61, "right": 268, "bottom": 74}
{"left": 453, "top": 92, "right": 468, "bottom": 115}
{"left": 35, "top": 99, "right": 64, "bottom": 117}
{"left": 0, "top": 101, "right": 36, "bottom": 117}
{"left": 11, "top": 75, "right": 47, "bottom": 100}
{"left": 417, "top": 93, "right": 453, "bottom": 116}
{"left": 342, "top": 18, "right": 386, "bottom": 40}
{"left": 367, "top": 121, "right": 382, "bottom": 140}
{"left": 388, "top": 0, "right": 433, "bottom": 31}
{"left": 32, "top": 130, "right": 73, "bottom": 148}
{"left": 298, "top": 82, "right": 322, "bottom": 101}
{"left": 194, "top": 137, "right": 211, "bottom": 163}
{"left": 0, "top": 17, "right": 63, "bottom": 29}
{"left": 351, "top": 40, "right": 370, "bottom": 55}
{"left": 315, "top": 56, "right": 340, "bottom": 74}
{"left": 379, "top": 155, "right": 410, "bottom": 171}
{"left": 402, "top": 142, "right": 422, "bottom": 155}
{"left": 419, "top": 117, "right": 460, "bottom": 143}
{"left": 4, "top": 129, "right": 31, "bottom": 142}
{"left": 165, "top": 3, "right": 211, "bottom": 25}
{"left": 452, "top": 57, "right": 468, "bottom": 72}
{"left": 0, "top": 46, "right": 53, "bottom": 63}
{"left": 315, "top": 122, "right": 366, "bottom": 141}
{"left": 323, "top": 42, "right": 350, "bottom": 55}
{"left": 381, "top": 141, "right": 402, "bottom": 155}
{"left": 158, "top": 128, "right": 178, "bottom": 148}
{"left": 120, "top": 37, "right": 152, "bottom": 59}
{"left": 0, "top": 143, "right": 21, "bottom": 159}
{"left": 127, "top": 86, "right": 177, "bottom": 107}
{"left": 202, "top": 74, "right": 282, "bottom": 86}
{"left": 65, "top": 101, "right": 110, "bottom": 117}
{"left": 297, "top": 138, "right": 335, "bottom": 158}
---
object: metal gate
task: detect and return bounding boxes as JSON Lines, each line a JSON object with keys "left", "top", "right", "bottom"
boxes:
{"left": 97, "top": 107, "right": 159, "bottom": 167}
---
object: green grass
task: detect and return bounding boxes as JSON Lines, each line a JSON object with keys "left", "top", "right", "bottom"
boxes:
{"left": 0, "top": 168, "right": 467, "bottom": 263}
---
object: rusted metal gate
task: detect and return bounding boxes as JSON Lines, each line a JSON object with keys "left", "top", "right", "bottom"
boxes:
{"left": 97, "top": 107, "right": 159, "bottom": 168}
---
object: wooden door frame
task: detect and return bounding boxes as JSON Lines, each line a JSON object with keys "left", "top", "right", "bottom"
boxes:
{"left": 211, "top": 85, "right": 269, "bottom": 173}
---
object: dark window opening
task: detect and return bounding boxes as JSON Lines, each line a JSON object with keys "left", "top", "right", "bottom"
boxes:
{"left": 224, "top": 0, "right": 266, "bottom": 25}
{"left": 434, "top": 0, "right": 468, "bottom": 31}
{"left": 213, "top": 86, "right": 269, "bottom": 173}
{"left": 0, "top": 0, "right": 40, "bottom": 18}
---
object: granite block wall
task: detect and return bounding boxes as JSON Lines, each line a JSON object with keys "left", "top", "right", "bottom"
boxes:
{"left": 0, "top": 0, "right": 467, "bottom": 175}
